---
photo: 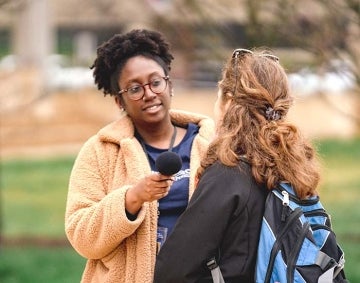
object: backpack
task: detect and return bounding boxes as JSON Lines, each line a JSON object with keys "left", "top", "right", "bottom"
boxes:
{"left": 255, "top": 182, "right": 348, "bottom": 283}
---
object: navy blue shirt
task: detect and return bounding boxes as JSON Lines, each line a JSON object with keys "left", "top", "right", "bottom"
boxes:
{"left": 137, "top": 123, "right": 199, "bottom": 236}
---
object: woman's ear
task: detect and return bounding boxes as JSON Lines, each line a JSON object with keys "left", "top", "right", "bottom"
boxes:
{"left": 225, "top": 92, "right": 233, "bottom": 99}
{"left": 169, "top": 80, "right": 174, "bottom": 97}
{"left": 115, "top": 96, "right": 124, "bottom": 111}
{"left": 224, "top": 92, "right": 233, "bottom": 110}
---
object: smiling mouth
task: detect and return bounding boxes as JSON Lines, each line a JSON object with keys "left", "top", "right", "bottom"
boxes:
{"left": 143, "top": 103, "right": 161, "bottom": 111}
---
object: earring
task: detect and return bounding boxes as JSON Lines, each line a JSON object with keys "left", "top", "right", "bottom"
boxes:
{"left": 118, "top": 105, "right": 125, "bottom": 112}
{"left": 170, "top": 89, "right": 174, "bottom": 97}
{"left": 115, "top": 97, "right": 125, "bottom": 112}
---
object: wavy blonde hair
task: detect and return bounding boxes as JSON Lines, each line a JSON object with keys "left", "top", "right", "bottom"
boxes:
{"left": 196, "top": 50, "right": 320, "bottom": 199}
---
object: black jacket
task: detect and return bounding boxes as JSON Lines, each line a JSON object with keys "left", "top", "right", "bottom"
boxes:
{"left": 154, "top": 161, "right": 268, "bottom": 283}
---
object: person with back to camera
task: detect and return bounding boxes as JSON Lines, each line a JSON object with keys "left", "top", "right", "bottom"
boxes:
{"left": 153, "top": 48, "right": 321, "bottom": 282}
{"left": 64, "top": 29, "right": 214, "bottom": 283}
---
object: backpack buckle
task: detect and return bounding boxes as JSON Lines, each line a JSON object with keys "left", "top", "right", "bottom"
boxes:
{"left": 206, "top": 257, "right": 218, "bottom": 270}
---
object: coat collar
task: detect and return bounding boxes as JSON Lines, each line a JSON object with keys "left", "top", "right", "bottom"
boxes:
{"left": 97, "top": 109, "right": 214, "bottom": 146}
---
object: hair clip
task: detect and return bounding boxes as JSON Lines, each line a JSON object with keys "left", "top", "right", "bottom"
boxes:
{"left": 265, "top": 106, "right": 281, "bottom": 121}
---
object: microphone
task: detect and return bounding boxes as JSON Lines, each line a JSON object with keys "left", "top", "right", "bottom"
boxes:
{"left": 155, "top": 151, "right": 182, "bottom": 176}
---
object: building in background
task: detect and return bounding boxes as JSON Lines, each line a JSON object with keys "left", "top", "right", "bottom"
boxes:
{"left": 0, "top": 0, "right": 356, "bottom": 91}
{"left": 0, "top": 0, "right": 250, "bottom": 80}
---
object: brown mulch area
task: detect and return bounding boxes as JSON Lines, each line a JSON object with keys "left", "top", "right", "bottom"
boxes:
{"left": 1, "top": 69, "right": 357, "bottom": 161}
{"left": 0, "top": 236, "right": 71, "bottom": 247}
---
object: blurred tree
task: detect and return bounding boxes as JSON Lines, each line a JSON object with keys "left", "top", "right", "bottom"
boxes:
{"left": 0, "top": 0, "right": 18, "bottom": 6}
{"left": 0, "top": 0, "right": 25, "bottom": 14}
{"left": 246, "top": 0, "right": 359, "bottom": 126}
{"left": 151, "top": 0, "right": 247, "bottom": 83}
{"left": 268, "top": 0, "right": 358, "bottom": 85}
{"left": 154, "top": 0, "right": 359, "bottom": 126}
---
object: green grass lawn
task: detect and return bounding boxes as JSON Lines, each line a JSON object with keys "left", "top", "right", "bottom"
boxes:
{"left": 0, "top": 137, "right": 359, "bottom": 282}
{"left": 0, "top": 157, "right": 75, "bottom": 238}
{"left": 0, "top": 246, "right": 85, "bottom": 283}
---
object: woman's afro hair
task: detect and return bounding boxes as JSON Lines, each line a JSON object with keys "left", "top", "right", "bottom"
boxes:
{"left": 91, "top": 29, "right": 174, "bottom": 96}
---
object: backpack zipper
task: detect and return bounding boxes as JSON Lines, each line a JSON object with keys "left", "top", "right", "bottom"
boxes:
{"left": 264, "top": 206, "right": 303, "bottom": 283}
{"left": 277, "top": 185, "right": 319, "bottom": 206}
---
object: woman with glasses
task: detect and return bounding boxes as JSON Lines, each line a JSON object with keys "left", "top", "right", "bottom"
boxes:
{"left": 154, "top": 49, "right": 321, "bottom": 282}
{"left": 65, "top": 29, "right": 214, "bottom": 283}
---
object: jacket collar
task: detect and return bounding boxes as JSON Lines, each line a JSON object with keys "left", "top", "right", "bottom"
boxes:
{"left": 97, "top": 109, "right": 214, "bottom": 146}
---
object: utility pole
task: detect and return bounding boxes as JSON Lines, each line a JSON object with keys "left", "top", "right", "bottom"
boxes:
{"left": 13, "top": 0, "right": 54, "bottom": 72}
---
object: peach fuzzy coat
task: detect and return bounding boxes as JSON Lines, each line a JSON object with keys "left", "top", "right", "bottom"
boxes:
{"left": 65, "top": 109, "right": 214, "bottom": 283}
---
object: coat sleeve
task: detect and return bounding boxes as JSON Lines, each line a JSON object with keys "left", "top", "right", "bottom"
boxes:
{"left": 65, "top": 137, "right": 147, "bottom": 259}
{"left": 154, "top": 163, "right": 244, "bottom": 283}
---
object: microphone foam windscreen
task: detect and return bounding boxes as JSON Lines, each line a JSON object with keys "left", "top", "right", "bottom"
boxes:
{"left": 155, "top": 151, "right": 182, "bottom": 176}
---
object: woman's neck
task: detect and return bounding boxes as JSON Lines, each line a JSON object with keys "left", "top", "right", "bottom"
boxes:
{"left": 135, "top": 122, "right": 176, "bottom": 150}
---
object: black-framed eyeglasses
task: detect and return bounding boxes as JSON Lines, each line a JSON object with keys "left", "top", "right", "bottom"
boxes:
{"left": 232, "top": 48, "right": 279, "bottom": 94}
{"left": 118, "top": 76, "right": 170, "bottom": 101}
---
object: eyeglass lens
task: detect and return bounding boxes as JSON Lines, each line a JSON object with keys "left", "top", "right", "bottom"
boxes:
{"left": 121, "top": 77, "right": 168, "bottom": 100}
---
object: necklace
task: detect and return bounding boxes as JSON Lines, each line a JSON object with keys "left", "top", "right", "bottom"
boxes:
{"left": 137, "top": 124, "right": 177, "bottom": 154}
{"left": 168, "top": 125, "right": 177, "bottom": 152}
